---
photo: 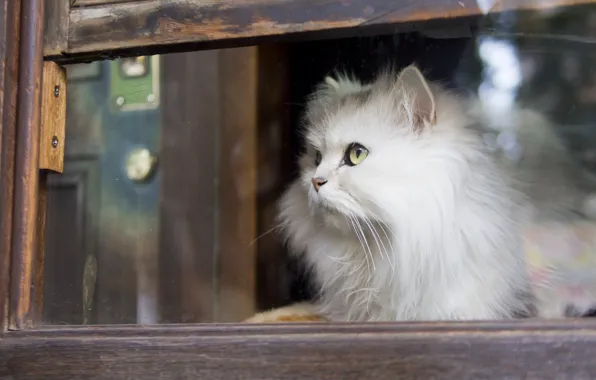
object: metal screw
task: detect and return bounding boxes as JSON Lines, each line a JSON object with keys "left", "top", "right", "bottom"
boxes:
{"left": 116, "top": 96, "right": 125, "bottom": 106}
{"left": 51, "top": 136, "right": 58, "bottom": 148}
{"left": 54, "top": 85, "right": 60, "bottom": 97}
{"left": 147, "top": 93, "right": 155, "bottom": 103}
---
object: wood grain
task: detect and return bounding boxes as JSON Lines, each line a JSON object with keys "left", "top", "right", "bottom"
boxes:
{"left": 32, "top": 171, "right": 47, "bottom": 325}
{"left": 10, "top": 0, "right": 45, "bottom": 330}
{"left": 39, "top": 62, "right": 66, "bottom": 173}
{"left": 49, "top": 0, "right": 596, "bottom": 63}
{"left": 159, "top": 51, "right": 220, "bottom": 323}
{"left": 158, "top": 49, "right": 259, "bottom": 323}
{"left": 0, "top": 0, "right": 22, "bottom": 333}
{"left": 43, "top": 0, "right": 69, "bottom": 56}
{"left": 217, "top": 47, "right": 258, "bottom": 322}
{"left": 3, "top": 321, "right": 596, "bottom": 379}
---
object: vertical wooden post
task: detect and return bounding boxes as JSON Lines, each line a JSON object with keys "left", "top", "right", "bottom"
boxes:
{"left": 0, "top": 0, "right": 22, "bottom": 333}
{"left": 217, "top": 47, "right": 258, "bottom": 322}
{"left": 10, "top": 0, "right": 45, "bottom": 329}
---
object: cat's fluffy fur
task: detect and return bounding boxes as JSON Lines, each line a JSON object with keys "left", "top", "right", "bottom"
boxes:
{"left": 278, "top": 65, "right": 595, "bottom": 321}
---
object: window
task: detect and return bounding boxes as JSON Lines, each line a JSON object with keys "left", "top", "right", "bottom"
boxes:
{"left": 2, "top": 0, "right": 596, "bottom": 378}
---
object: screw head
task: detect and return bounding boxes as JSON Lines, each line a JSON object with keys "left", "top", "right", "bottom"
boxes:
{"left": 147, "top": 93, "right": 156, "bottom": 103}
{"left": 51, "top": 136, "right": 58, "bottom": 148}
{"left": 115, "top": 96, "right": 125, "bottom": 106}
{"left": 54, "top": 85, "right": 60, "bottom": 97}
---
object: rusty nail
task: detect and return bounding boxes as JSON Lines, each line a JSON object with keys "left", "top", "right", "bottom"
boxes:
{"left": 51, "top": 136, "right": 58, "bottom": 148}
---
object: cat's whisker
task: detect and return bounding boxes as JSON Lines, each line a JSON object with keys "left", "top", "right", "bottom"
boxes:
{"left": 342, "top": 197, "right": 387, "bottom": 277}
{"left": 364, "top": 202, "right": 398, "bottom": 276}
{"left": 351, "top": 213, "right": 376, "bottom": 272}
{"left": 249, "top": 223, "right": 283, "bottom": 246}
{"left": 322, "top": 251, "right": 351, "bottom": 264}
{"left": 340, "top": 197, "right": 377, "bottom": 271}
{"left": 363, "top": 215, "right": 391, "bottom": 266}
{"left": 346, "top": 214, "right": 372, "bottom": 273}
{"left": 373, "top": 220, "right": 397, "bottom": 279}
{"left": 360, "top": 215, "right": 383, "bottom": 257}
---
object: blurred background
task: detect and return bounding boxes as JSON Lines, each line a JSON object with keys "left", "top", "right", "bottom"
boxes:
{"left": 43, "top": 2, "right": 596, "bottom": 324}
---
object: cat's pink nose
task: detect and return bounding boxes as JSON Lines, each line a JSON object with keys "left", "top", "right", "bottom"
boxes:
{"left": 311, "top": 177, "right": 328, "bottom": 192}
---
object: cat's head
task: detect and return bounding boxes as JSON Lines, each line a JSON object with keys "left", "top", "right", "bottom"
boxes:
{"left": 294, "top": 65, "right": 470, "bottom": 228}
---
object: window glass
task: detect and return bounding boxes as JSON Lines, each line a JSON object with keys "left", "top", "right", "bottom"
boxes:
{"left": 44, "top": 2, "right": 596, "bottom": 324}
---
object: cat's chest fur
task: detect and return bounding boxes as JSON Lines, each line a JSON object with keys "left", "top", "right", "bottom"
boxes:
{"left": 300, "top": 205, "right": 528, "bottom": 322}
{"left": 306, "top": 228, "right": 471, "bottom": 321}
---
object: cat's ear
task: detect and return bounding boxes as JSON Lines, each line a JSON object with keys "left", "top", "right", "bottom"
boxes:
{"left": 398, "top": 65, "right": 437, "bottom": 129}
{"left": 306, "top": 73, "right": 366, "bottom": 124}
{"left": 321, "top": 74, "right": 365, "bottom": 99}
{"left": 324, "top": 76, "right": 341, "bottom": 90}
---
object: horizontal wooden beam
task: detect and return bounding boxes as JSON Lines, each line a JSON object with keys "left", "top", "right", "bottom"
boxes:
{"left": 2, "top": 320, "right": 596, "bottom": 378}
{"left": 47, "top": 0, "right": 596, "bottom": 63}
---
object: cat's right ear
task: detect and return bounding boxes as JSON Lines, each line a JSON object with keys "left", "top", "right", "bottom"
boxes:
{"left": 306, "top": 73, "right": 365, "bottom": 124}
{"left": 398, "top": 65, "right": 437, "bottom": 130}
{"left": 324, "top": 76, "right": 341, "bottom": 90}
{"left": 318, "top": 74, "right": 365, "bottom": 100}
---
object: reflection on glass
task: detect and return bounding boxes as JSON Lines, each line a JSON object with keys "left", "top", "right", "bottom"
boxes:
{"left": 43, "top": 2, "right": 596, "bottom": 325}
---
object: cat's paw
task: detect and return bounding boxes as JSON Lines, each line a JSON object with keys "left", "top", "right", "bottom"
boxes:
{"left": 244, "top": 302, "right": 327, "bottom": 323}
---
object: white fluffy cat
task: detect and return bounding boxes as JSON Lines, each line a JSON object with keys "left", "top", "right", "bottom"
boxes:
{"left": 278, "top": 65, "right": 532, "bottom": 321}
{"left": 277, "top": 65, "right": 596, "bottom": 322}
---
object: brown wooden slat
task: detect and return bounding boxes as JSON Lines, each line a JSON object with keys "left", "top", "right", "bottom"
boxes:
{"left": 2, "top": 321, "right": 596, "bottom": 379}
{"left": 39, "top": 62, "right": 66, "bottom": 173}
{"left": 10, "top": 0, "right": 45, "bottom": 330}
{"left": 0, "top": 0, "right": 22, "bottom": 333}
{"left": 255, "top": 45, "right": 293, "bottom": 310}
{"left": 159, "top": 51, "right": 220, "bottom": 323}
{"left": 158, "top": 49, "right": 260, "bottom": 323}
{"left": 217, "top": 47, "right": 258, "bottom": 322}
{"left": 43, "top": 0, "right": 69, "bottom": 56}
{"left": 53, "top": 0, "right": 596, "bottom": 63}
{"left": 32, "top": 172, "right": 47, "bottom": 325}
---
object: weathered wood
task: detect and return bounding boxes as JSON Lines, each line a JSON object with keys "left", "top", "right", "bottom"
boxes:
{"left": 159, "top": 51, "right": 220, "bottom": 323}
{"left": 2, "top": 321, "right": 596, "bottom": 379}
{"left": 32, "top": 172, "right": 47, "bottom": 325}
{"left": 43, "top": 0, "right": 69, "bottom": 56}
{"left": 217, "top": 47, "right": 258, "bottom": 322}
{"left": 0, "top": 0, "right": 22, "bottom": 333}
{"left": 39, "top": 62, "right": 66, "bottom": 173}
{"left": 49, "top": 0, "right": 596, "bottom": 63}
{"left": 158, "top": 49, "right": 260, "bottom": 323}
{"left": 10, "top": 0, "right": 45, "bottom": 330}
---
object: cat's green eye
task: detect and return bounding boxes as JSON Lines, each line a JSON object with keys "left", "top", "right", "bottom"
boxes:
{"left": 315, "top": 150, "right": 322, "bottom": 166}
{"left": 345, "top": 143, "right": 369, "bottom": 166}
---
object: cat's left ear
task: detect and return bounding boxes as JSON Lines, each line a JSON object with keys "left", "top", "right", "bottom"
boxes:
{"left": 398, "top": 65, "right": 437, "bottom": 129}
{"left": 323, "top": 74, "right": 365, "bottom": 98}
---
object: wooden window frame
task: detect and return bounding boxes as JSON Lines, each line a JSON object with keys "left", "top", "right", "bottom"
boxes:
{"left": 2, "top": 0, "right": 596, "bottom": 378}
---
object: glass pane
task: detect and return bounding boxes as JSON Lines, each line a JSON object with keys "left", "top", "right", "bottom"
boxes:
{"left": 44, "top": 1, "right": 596, "bottom": 324}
